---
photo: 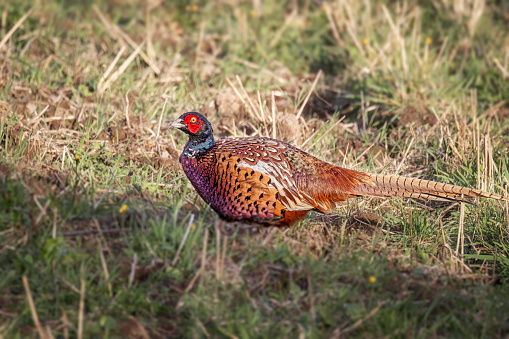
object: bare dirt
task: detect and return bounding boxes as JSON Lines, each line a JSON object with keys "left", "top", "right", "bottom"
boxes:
{"left": 398, "top": 106, "right": 438, "bottom": 127}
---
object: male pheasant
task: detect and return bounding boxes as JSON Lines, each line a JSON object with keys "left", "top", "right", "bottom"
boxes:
{"left": 170, "top": 112, "right": 509, "bottom": 227}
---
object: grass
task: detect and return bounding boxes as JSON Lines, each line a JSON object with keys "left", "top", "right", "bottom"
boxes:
{"left": 1, "top": 0, "right": 509, "bottom": 337}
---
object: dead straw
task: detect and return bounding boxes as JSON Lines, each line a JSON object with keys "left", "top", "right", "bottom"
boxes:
{"left": 225, "top": 77, "right": 257, "bottom": 121}
{"left": 97, "top": 46, "right": 126, "bottom": 93}
{"left": 125, "top": 91, "right": 131, "bottom": 130}
{"left": 0, "top": 6, "right": 34, "bottom": 50}
{"left": 98, "top": 41, "right": 145, "bottom": 94}
{"left": 338, "top": 301, "right": 387, "bottom": 335}
{"left": 271, "top": 91, "right": 277, "bottom": 139}
{"left": 296, "top": 70, "right": 322, "bottom": 120}
{"left": 455, "top": 202, "right": 466, "bottom": 262}
{"left": 97, "top": 241, "right": 113, "bottom": 297}
{"left": 22, "top": 275, "right": 48, "bottom": 339}
{"left": 78, "top": 279, "right": 85, "bottom": 339}
{"left": 235, "top": 75, "right": 265, "bottom": 122}
{"left": 92, "top": 5, "right": 160, "bottom": 74}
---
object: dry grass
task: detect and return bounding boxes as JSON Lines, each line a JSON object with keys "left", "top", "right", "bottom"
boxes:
{"left": 1, "top": 0, "right": 509, "bottom": 337}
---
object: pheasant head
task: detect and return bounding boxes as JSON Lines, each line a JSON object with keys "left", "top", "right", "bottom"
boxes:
{"left": 170, "top": 112, "right": 215, "bottom": 157}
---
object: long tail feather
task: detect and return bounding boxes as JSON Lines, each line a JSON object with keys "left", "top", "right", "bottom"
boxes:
{"left": 353, "top": 174, "right": 509, "bottom": 202}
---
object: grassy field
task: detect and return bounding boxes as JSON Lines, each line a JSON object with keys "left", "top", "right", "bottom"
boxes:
{"left": 1, "top": 0, "right": 509, "bottom": 337}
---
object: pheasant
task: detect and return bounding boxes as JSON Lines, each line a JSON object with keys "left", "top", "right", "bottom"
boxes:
{"left": 169, "top": 112, "right": 509, "bottom": 227}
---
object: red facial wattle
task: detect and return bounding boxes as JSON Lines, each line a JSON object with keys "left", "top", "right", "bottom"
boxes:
{"left": 183, "top": 115, "right": 203, "bottom": 134}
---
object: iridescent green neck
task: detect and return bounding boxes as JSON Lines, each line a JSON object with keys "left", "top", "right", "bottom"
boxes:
{"left": 183, "top": 133, "right": 215, "bottom": 157}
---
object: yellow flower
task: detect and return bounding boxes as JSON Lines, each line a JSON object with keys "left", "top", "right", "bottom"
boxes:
{"left": 75, "top": 155, "right": 80, "bottom": 161}
{"left": 192, "top": 4, "right": 198, "bottom": 11}
{"left": 363, "top": 38, "right": 369, "bottom": 45}
{"left": 368, "top": 276, "right": 376, "bottom": 284}
{"left": 250, "top": 10, "right": 256, "bottom": 17}
{"left": 119, "top": 204, "right": 128, "bottom": 214}
{"left": 425, "top": 37, "right": 432, "bottom": 45}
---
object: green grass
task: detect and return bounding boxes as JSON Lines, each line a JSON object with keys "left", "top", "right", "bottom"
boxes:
{"left": 1, "top": 0, "right": 509, "bottom": 337}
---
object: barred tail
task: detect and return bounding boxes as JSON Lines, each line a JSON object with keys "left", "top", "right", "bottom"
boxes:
{"left": 353, "top": 174, "right": 509, "bottom": 203}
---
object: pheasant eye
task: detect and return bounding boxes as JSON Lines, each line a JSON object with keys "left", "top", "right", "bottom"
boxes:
{"left": 189, "top": 117, "right": 197, "bottom": 123}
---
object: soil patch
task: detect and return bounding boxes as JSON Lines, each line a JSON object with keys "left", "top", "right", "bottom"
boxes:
{"left": 399, "top": 106, "right": 438, "bottom": 127}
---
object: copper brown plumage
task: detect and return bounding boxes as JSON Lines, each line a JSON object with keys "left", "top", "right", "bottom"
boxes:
{"left": 170, "top": 112, "right": 509, "bottom": 227}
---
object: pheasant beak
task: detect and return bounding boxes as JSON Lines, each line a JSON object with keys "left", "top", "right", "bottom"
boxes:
{"left": 169, "top": 118, "right": 186, "bottom": 130}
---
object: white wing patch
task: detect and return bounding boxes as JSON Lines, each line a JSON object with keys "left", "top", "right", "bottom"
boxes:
{"left": 238, "top": 160, "right": 271, "bottom": 176}
{"left": 238, "top": 160, "right": 316, "bottom": 211}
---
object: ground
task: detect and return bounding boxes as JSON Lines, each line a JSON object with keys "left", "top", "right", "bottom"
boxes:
{"left": 1, "top": 1, "right": 509, "bottom": 338}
